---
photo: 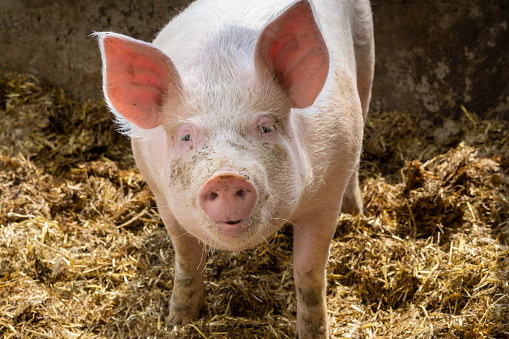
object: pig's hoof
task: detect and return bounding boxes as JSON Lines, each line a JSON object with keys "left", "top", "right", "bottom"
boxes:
{"left": 167, "top": 301, "right": 202, "bottom": 326}
{"left": 295, "top": 331, "right": 330, "bottom": 339}
{"left": 167, "top": 312, "right": 197, "bottom": 326}
{"left": 295, "top": 323, "right": 330, "bottom": 339}
{"left": 167, "top": 313, "right": 192, "bottom": 326}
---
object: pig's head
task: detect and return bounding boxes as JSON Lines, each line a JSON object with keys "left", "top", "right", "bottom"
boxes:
{"left": 96, "top": 0, "right": 329, "bottom": 251}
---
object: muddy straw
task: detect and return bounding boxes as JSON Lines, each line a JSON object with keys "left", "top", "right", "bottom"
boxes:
{"left": 0, "top": 71, "right": 507, "bottom": 338}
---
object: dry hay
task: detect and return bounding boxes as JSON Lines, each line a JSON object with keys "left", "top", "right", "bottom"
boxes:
{"left": 0, "top": 70, "right": 507, "bottom": 338}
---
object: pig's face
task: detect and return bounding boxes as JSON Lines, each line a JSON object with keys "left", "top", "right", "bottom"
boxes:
{"left": 163, "top": 81, "right": 303, "bottom": 251}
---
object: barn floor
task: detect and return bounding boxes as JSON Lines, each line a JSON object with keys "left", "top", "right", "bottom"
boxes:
{"left": 0, "top": 71, "right": 508, "bottom": 338}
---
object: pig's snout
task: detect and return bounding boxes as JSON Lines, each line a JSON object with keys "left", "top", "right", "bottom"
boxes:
{"left": 199, "top": 172, "right": 257, "bottom": 225}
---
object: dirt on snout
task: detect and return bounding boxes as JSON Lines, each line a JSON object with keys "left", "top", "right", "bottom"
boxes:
{"left": 0, "top": 70, "right": 508, "bottom": 338}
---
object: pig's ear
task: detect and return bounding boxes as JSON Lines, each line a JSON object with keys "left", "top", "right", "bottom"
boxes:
{"left": 96, "top": 32, "right": 181, "bottom": 129}
{"left": 255, "top": 0, "right": 329, "bottom": 109}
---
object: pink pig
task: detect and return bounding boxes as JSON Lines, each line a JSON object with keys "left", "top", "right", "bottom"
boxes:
{"left": 96, "top": 0, "right": 373, "bottom": 337}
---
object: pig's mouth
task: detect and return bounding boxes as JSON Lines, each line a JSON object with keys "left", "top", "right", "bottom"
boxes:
{"left": 213, "top": 218, "right": 254, "bottom": 239}
{"left": 225, "top": 220, "right": 242, "bottom": 225}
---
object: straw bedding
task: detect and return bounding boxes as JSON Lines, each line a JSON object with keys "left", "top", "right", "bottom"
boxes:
{"left": 0, "top": 71, "right": 507, "bottom": 338}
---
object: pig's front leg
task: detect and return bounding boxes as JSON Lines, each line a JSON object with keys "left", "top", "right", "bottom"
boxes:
{"left": 293, "top": 212, "right": 338, "bottom": 339}
{"left": 158, "top": 205, "right": 207, "bottom": 326}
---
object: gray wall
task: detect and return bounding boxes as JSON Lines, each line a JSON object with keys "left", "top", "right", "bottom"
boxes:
{"left": 372, "top": 0, "right": 509, "bottom": 118}
{"left": 2, "top": 0, "right": 508, "bottom": 118}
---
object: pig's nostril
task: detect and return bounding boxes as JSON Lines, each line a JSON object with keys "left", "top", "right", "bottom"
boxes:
{"left": 236, "top": 189, "right": 245, "bottom": 197}
{"left": 210, "top": 192, "right": 218, "bottom": 200}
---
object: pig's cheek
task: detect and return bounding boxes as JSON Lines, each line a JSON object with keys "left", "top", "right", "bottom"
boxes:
{"left": 262, "top": 143, "right": 289, "bottom": 182}
{"left": 169, "top": 157, "right": 190, "bottom": 187}
{"left": 168, "top": 153, "right": 207, "bottom": 208}
{"left": 259, "top": 143, "right": 297, "bottom": 213}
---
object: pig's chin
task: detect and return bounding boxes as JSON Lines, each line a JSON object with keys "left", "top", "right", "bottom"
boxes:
{"left": 201, "top": 216, "right": 277, "bottom": 252}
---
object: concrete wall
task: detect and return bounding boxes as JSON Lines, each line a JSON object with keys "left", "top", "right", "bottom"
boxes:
{"left": 2, "top": 0, "right": 508, "bottom": 118}
{"left": 371, "top": 0, "right": 509, "bottom": 118}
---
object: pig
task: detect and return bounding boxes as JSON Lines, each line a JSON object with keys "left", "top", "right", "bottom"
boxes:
{"left": 96, "top": 0, "right": 374, "bottom": 337}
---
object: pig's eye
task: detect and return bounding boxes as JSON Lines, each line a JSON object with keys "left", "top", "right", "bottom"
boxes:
{"left": 254, "top": 115, "right": 278, "bottom": 140}
{"left": 261, "top": 126, "right": 273, "bottom": 134}
{"left": 181, "top": 134, "right": 191, "bottom": 142}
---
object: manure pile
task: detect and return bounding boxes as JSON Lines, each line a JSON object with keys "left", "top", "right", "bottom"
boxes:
{"left": 0, "top": 71, "right": 508, "bottom": 338}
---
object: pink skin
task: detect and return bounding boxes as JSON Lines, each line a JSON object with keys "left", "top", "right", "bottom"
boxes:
{"left": 97, "top": 0, "right": 375, "bottom": 337}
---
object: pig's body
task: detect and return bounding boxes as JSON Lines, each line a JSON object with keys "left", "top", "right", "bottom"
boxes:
{"left": 97, "top": 0, "right": 374, "bottom": 337}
